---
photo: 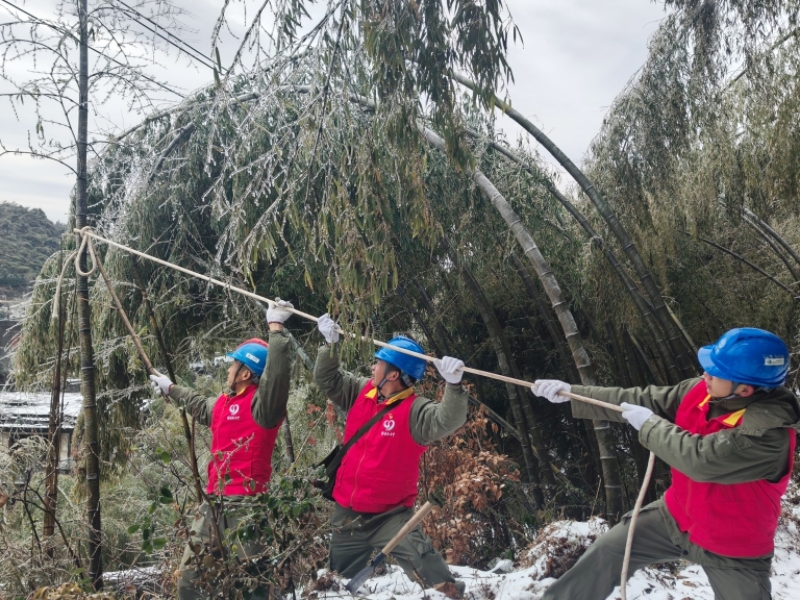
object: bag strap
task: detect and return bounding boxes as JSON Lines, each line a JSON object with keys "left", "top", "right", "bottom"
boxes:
{"left": 326, "top": 387, "right": 413, "bottom": 472}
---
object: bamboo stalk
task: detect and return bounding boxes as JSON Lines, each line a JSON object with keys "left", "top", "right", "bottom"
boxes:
{"left": 43, "top": 248, "right": 67, "bottom": 549}
{"left": 397, "top": 283, "right": 522, "bottom": 440}
{"left": 694, "top": 233, "right": 798, "bottom": 298}
{"left": 626, "top": 328, "right": 664, "bottom": 386}
{"left": 471, "top": 127, "right": 683, "bottom": 384}
{"left": 454, "top": 74, "right": 697, "bottom": 378}
{"left": 397, "top": 285, "right": 445, "bottom": 357}
{"left": 413, "top": 277, "right": 490, "bottom": 402}
{"left": 75, "top": 0, "right": 102, "bottom": 586}
{"left": 740, "top": 212, "right": 800, "bottom": 284}
{"left": 413, "top": 279, "right": 458, "bottom": 356}
{"left": 452, "top": 248, "right": 548, "bottom": 505}
{"left": 743, "top": 207, "right": 800, "bottom": 269}
{"left": 425, "top": 125, "right": 624, "bottom": 519}
{"left": 508, "top": 252, "right": 580, "bottom": 382}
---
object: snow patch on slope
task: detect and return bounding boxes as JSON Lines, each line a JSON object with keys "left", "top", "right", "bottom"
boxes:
{"left": 306, "top": 505, "right": 800, "bottom": 600}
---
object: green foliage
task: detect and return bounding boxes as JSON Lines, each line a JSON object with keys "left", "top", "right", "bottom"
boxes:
{"left": 585, "top": 3, "right": 800, "bottom": 385}
{"left": 192, "top": 475, "right": 326, "bottom": 596}
{"left": 0, "top": 202, "right": 65, "bottom": 294}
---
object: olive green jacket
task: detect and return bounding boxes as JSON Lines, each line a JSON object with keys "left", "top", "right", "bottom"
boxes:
{"left": 313, "top": 345, "right": 468, "bottom": 445}
{"left": 571, "top": 378, "right": 800, "bottom": 485}
{"left": 168, "top": 329, "right": 293, "bottom": 430}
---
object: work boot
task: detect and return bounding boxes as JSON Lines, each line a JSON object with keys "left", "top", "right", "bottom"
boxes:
{"left": 434, "top": 581, "right": 465, "bottom": 599}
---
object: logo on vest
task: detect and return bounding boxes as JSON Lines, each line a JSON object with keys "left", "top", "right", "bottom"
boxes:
{"left": 228, "top": 403, "right": 241, "bottom": 421}
{"left": 381, "top": 414, "right": 396, "bottom": 437}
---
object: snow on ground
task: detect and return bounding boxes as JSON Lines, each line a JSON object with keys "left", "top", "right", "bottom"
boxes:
{"left": 306, "top": 506, "right": 800, "bottom": 600}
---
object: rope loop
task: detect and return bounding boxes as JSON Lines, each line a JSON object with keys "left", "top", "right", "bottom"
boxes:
{"left": 74, "top": 226, "right": 98, "bottom": 278}
{"left": 53, "top": 226, "right": 97, "bottom": 320}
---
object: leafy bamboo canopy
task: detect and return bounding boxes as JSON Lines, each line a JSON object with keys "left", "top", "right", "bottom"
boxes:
{"left": 588, "top": 0, "right": 800, "bottom": 216}
{"left": 112, "top": 0, "right": 519, "bottom": 319}
{"left": 583, "top": 0, "right": 800, "bottom": 351}
{"left": 15, "top": 0, "right": 524, "bottom": 459}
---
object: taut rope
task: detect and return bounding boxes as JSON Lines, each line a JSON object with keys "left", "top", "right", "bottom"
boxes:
{"left": 71, "top": 227, "right": 621, "bottom": 410}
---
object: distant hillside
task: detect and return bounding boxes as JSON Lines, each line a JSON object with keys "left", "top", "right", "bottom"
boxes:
{"left": 0, "top": 202, "right": 65, "bottom": 296}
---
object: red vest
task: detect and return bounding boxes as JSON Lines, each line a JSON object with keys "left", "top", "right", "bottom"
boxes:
{"left": 333, "top": 382, "right": 427, "bottom": 513}
{"left": 207, "top": 384, "right": 282, "bottom": 496}
{"left": 664, "top": 381, "right": 796, "bottom": 557}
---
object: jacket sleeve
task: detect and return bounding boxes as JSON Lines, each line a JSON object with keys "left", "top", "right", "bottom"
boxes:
{"left": 251, "top": 329, "right": 294, "bottom": 430}
{"left": 168, "top": 385, "right": 215, "bottom": 427}
{"left": 313, "top": 345, "right": 369, "bottom": 413}
{"left": 409, "top": 383, "right": 469, "bottom": 446}
{"left": 639, "top": 417, "right": 791, "bottom": 484}
{"left": 569, "top": 378, "right": 700, "bottom": 422}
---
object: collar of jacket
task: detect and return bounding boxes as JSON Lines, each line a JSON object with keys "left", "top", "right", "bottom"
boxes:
{"left": 707, "top": 394, "right": 755, "bottom": 412}
{"left": 224, "top": 383, "right": 258, "bottom": 403}
{"left": 729, "top": 386, "right": 800, "bottom": 435}
{"left": 370, "top": 385, "right": 416, "bottom": 405}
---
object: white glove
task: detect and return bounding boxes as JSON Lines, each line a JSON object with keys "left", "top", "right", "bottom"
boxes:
{"left": 317, "top": 313, "right": 340, "bottom": 344}
{"left": 620, "top": 403, "right": 654, "bottom": 431}
{"left": 435, "top": 356, "right": 465, "bottom": 385}
{"left": 531, "top": 379, "right": 571, "bottom": 403}
{"left": 149, "top": 373, "right": 173, "bottom": 396}
{"left": 266, "top": 298, "right": 294, "bottom": 324}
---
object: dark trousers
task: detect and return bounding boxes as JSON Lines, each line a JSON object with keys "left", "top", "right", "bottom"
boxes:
{"left": 541, "top": 502, "right": 771, "bottom": 600}
{"left": 178, "top": 502, "right": 272, "bottom": 600}
{"left": 330, "top": 503, "right": 455, "bottom": 589}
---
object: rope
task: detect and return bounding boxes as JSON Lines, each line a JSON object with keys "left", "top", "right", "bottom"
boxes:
{"left": 73, "top": 227, "right": 622, "bottom": 412}
{"left": 74, "top": 230, "right": 98, "bottom": 278}
{"left": 73, "top": 226, "right": 653, "bottom": 594}
{"left": 621, "top": 451, "right": 656, "bottom": 600}
{"left": 51, "top": 229, "right": 98, "bottom": 320}
{"left": 94, "top": 250, "right": 207, "bottom": 504}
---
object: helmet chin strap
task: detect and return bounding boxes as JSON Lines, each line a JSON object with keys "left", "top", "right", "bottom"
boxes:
{"left": 376, "top": 377, "right": 389, "bottom": 398}
{"left": 376, "top": 362, "right": 398, "bottom": 398}
{"left": 375, "top": 363, "right": 414, "bottom": 400}
{"left": 229, "top": 362, "right": 245, "bottom": 394}
{"left": 376, "top": 370, "right": 410, "bottom": 399}
{"left": 717, "top": 381, "right": 741, "bottom": 400}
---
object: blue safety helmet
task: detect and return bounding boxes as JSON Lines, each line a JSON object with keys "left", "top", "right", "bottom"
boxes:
{"left": 374, "top": 336, "right": 427, "bottom": 381}
{"left": 697, "top": 328, "right": 789, "bottom": 387}
{"left": 227, "top": 338, "right": 269, "bottom": 377}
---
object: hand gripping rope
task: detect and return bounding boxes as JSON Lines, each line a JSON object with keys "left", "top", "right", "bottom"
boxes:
{"left": 72, "top": 227, "right": 654, "bottom": 598}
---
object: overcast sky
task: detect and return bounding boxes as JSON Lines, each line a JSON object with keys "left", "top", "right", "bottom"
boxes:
{"left": 0, "top": 0, "right": 666, "bottom": 224}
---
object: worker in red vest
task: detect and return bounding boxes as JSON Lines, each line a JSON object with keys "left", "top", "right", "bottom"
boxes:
{"left": 149, "top": 300, "right": 295, "bottom": 600}
{"left": 532, "top": 327, "right": 799, "bottom": 600}
{"left": 313, "top": 313, "right": 468, "bottom": 597}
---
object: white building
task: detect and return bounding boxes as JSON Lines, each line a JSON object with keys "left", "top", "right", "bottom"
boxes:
{"left": 0, "top": 390, "right": 83, "bottom": 473}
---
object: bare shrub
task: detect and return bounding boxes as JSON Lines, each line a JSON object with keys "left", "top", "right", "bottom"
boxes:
{"left": 419, "top": 403, "right": 521, "bottom": 568}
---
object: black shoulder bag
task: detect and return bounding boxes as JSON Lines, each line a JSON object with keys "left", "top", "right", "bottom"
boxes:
{"left": 313, "top": 398, "right": 405, "bottom": 501}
